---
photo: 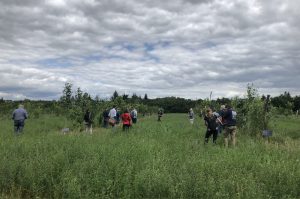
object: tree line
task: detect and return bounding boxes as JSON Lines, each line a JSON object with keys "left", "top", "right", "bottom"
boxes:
{"left": 0, "top": 83, "right": 299, "bottom": 133}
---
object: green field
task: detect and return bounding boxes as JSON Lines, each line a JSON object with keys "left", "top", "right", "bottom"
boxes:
{"left": 0, "top": 114, "right": 299, "bottom": 198}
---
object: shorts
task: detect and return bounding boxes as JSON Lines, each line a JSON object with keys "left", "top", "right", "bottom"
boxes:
{"left": 224, "top": 126, "right": 237, "bottom": 138}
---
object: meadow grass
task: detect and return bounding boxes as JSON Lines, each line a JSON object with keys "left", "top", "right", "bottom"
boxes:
{"left": 0, "top": 114, "right": 299, "bottom": 198}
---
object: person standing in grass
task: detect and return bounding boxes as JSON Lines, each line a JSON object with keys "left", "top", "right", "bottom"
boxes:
{"left": 12, "top": 104, "right": 28, "bottom": 135}
{"left": 84, "top": 109, "right": 93, "bottom": 134}
{"left": 131, "top": 108, "right": 138, "bottom": 124}
{"left": 216, "top": 105, "right": 226, "bottom": 134}
{"left": 222, "top": 105, "right": 237, "bottom": 147}
{"left": 121, "top": 109, "right": 132, "bottom": 132}
{"left": 157, "top": 108, "right": 163, "bottom": 121}
{"left": 204, "top": 108, "right": 218, "bottom": 144}
{"left": 108, "top": 105, "right": 117, "bottom": 128}
{"left": 102, "top": 108, "right": 110, "bottom": 128}
{"left": 188, "top": 108, "right": 195, "bottom": 124}
{"left": 116, "top": 108, "right": 121, "bottom": 125}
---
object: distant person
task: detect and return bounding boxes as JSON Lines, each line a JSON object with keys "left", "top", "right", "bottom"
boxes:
{"left": 12, "top": 104, "right": 28, "bottom": 135}
{"left": 222, "top": 105, "right": 237, "bottom": 147}
{"left": 121, "top": 109, "right": 132, "bottom": 132}
{"left": 108, "top": 105, "right": 117, "bottom": 127}
{"left": 204, "top": 108, "right": 218, "bottom": 144}
{"left": 158, "top": 108, "right": 163, "bottom": 121}
{"left": 131, "top": 108, "right": 138, "bottom": 124}
{"left": 84, "top": 109, "right": 93, "bottom": 134}
{"left": 102, "top": 109, "right": 110, "bottom": 128}
{"left": 116, "top": 109, "right": 121, "bottom": 125}
{"left": 188, "top": 108, "right": 195, "bottom": 124}
{"left": 216, "top": 105, "right": 226, "bottom": 134}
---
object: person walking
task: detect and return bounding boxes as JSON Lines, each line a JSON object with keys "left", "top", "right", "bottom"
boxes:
{"left": 221, "top": 105, "right": 237, "bottom": 147}
{"left": 204, "top": 108, "right": 218, "bottom": 144}
{"left": 121, "top": 109, "right": 132, "bottom": 132}
{"left": 84, "top": 109, "right": 93, "bottom": 134}
{"left": 12, "top": 104, "right": 28, "bottom": 135}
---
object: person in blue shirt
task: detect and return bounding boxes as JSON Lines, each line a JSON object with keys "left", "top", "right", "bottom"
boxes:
{"left": 12, "top": 104, "right": 28, "bottom": 135}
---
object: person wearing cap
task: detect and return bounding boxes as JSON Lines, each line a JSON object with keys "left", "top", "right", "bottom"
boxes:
{"left": 12, "top": 104, "right": 28, "bottom": 135}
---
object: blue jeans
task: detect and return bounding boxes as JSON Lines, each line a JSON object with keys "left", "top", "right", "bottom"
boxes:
{"left": 14, "top": 120, "right": 25, "bottom": 135}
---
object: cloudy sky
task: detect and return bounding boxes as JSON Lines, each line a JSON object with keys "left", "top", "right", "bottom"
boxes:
{"left": 0, "top": 0, "right": 299, "bottom": 100}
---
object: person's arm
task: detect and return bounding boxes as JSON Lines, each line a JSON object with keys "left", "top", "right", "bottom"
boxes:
{"left": 12, "top": 110, "right": 15, "bottom": 120}
{"left": 204, "top": 116, "right": 208, "bottom": 127}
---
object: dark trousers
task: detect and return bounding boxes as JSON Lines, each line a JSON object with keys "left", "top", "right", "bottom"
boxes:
{"left": 14, "top": 120, "right": 25, "bottom": 134}
{"left": 123, "top": 124, "right": 131, "bottom": 132}
{"left": 132, "top": 118, "right": 137, "bottom": 124}
{"left": 205, "top": 129, "right": 218, "bottom": 144}
{"left": 103, "top": 118, "right": 109, "bottom": 128}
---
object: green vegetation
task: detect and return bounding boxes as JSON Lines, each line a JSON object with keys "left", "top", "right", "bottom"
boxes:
{"left": 1, "top": 114, "right": 299, "bottom": 198}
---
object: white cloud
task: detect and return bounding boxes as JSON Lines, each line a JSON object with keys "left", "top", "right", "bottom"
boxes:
{"left": 0, "top": 0, "right": 299, "bottom": 100}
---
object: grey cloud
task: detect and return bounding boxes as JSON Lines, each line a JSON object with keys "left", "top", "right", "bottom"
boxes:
{"left": 0, "top": 0, "right": 299, "bottom": 100}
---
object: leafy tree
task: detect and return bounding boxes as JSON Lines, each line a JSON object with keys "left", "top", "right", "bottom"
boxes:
{"left": 122, "top": 94, "right": 129, "bottom": 101}
{"left": 60, "top": 82, "right": 73, "bottom": 109}
{"left": 111, "top": 90, "right": 119, "bottom": 101}
{"left": 144, "top": 93, "right": 148, "bottom": 100}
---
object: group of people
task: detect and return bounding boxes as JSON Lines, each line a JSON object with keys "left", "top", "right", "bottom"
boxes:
{"left": 100, "top": 106, "right": 138, "bottom": 131}
{"left": 194, "top": 105, "right": 237, "bottom": 147}
{"left": 11, "top": 104, "right": 236, "bottom": 147}
{"left": 82, "top": 106, "right": 139, "bottom": 134}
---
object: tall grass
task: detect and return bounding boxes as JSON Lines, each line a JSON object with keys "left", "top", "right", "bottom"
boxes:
{"left": 0, "top": 114, "right": 299, "bottom": 198}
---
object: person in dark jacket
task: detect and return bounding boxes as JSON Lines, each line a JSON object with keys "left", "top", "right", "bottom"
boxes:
{"left": 84, "top": 109, "right": 93, "bottom": 134}
{"left": 102, "top": 109, "right": 109, "bottom": 128}
{"left": 12, "top": 104, "right": 28, "bottom": 135}
{"left": 221, "top": 105, "right": 237, "bottom": 147}
{"left": 204, "top": 108, "right": 218, "bottom": 144}
{"left": 158, "top": 108, "right": 163, "bottom": 121}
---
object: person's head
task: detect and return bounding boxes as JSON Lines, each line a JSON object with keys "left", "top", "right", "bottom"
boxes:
{"left": 220, "top": 105, "right": 225, "bottom": 110}
{"left": 18, "top": 104, "right": 24, "bottom": 109}
{"left": 124, "top": 109, "right": 129, "bottom": 113}
{"left": 113, "top": 105, "right": 116, "bottom": 108}
{"left": 190, "top": 108, "right": 193, "bottom": 111}
{"left": 206, "top": 108, "right": 212, "bottom": 116}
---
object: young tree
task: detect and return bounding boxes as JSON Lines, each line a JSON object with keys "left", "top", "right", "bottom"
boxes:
{"left": 144, "top": 93, "right": 148, "bottom": 100}
{"left": 111, "top": 90, "right": 119, "bottom": 101}
{"left": 60, "top": 82, "right": 73, "bottom": 109}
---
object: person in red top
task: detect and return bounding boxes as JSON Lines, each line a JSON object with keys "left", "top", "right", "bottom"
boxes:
{"left": 121, "top": 109, "right": 132, "bottom": 132}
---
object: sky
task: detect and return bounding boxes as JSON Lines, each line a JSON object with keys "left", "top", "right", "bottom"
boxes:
{"left": 0, "top": 0, "right": 299, "bottom": 100}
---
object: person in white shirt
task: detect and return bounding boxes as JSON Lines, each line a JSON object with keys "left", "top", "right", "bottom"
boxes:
{"left": 108, "top": 105, "right": 117, "bottom": 127}
{"left": 188, "top": 108, "right": 194, "bottom": 124}
{"left": 131, "top": 108, "right": 138, "bottom": 124}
